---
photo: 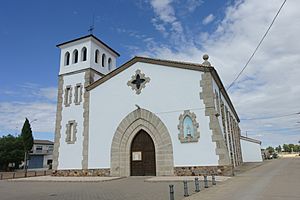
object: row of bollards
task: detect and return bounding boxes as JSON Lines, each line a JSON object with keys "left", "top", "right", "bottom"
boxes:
{"left": 169, "top": 175, "right": 217, "bottom": 200}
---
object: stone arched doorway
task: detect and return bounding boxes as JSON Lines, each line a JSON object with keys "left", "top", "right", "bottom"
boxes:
{"left": 110, "top": 108, "right": 174, "bottom": 177}
{"left": 130, "top": 129, "right": 156, "bottom": 176}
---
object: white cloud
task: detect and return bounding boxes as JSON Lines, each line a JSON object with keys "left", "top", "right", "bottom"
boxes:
{"left": 202, "top": 14, "right": 215, "bottom": 25}
{"left": 0, "top": 85, "right": 57, "bottom": 136}
{"left": 142, "top": 0, "right": 300, "bottom": 146}
{"left": 149, "top": 0, "right": 185, "bottom": 42}
{"left": 0, "top": 101, "right": 56, "bottom": 134}
{"left": 185, "top": 0, "right": 203, "bottom": 13}
{"left": 150, "top": 0, "right": 176, "bottom": 23}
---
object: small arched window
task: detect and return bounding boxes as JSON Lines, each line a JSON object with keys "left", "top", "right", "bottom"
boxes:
{"left": 73, "top": 49, "right": 78, "bottom": 64}
{"left": 102, "top": 53, "right": 106, "bottom": 67}
{"left": 108, "top": 58, "right": 112, "bottom": 70}
{"left": 95, "top": 50, "right": 99, "bottom": 63}
{"left": 64, "top": 52, "right": 70, "bottom": 66}
{"left": 81, "top": 47, "right": 87, "bottom": 61}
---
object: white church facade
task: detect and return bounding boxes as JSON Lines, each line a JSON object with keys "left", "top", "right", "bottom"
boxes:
{"left": 53, "top": 35, "right": 261, "bottom": 177}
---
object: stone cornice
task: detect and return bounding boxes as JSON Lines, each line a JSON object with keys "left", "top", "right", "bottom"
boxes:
{"left": 240, "top": 135, "right": 262, "bottom": 144}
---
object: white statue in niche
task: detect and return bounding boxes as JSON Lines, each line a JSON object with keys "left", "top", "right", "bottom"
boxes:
{"left": 183, "top": 116, "right": 194, "bottom": 138}
{"left": 178, "top": 110, "right": 200, "bottom": 143}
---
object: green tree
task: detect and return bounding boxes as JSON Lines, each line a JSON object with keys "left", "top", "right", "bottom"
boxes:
{"left": 0, "top": 135, "right": 24, "bottom": 171}
{"left": 275, "top": 145, "right": 282, "bottom": 152}
{"left": 288, "top": 144, "right": 295, "bottom": 152}
{"left": 20, "top": 118, "right": 33, "bottom": 172}
{"left": 266, "top": 146, "right": 275, "bottom": 154}
{"left": 283, "top": 144, "right": 290, "bottom": 152}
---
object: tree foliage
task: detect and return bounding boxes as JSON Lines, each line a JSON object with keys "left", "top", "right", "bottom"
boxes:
{"left": 21, "top": 118, "right": 33, "bottom": 152}
{"left": 275, "top": 145, "right": 282, "bottom": 152}
{"left": 282, "top": 143, "right": 300, "bottom": 152}
{"left": 266, "top": 146, "right": 275, "bottom": 154}
{"left": 0, "top": 135, "right": 24, "bottom": 171}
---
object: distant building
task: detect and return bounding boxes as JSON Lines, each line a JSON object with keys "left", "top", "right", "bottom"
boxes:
{"left": 240, "top": 136, "right": 263, "bottom": 162}
{"left": 28, "top": 140, "right": 53, "bottom": 169}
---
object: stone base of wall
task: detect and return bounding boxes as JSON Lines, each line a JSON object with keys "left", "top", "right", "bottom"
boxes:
{"left": 174, "top": 165, "right": 233, "bottom": 176}
{"left": 52, "top": 165, "right": 233, "bottom": 177}
{"left": 52, "top": 168, "right": 110, "bottom": 177}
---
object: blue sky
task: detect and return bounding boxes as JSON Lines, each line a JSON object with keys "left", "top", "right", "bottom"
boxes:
{"left": 0, "top": 0, "right": 299, "bottom": 147}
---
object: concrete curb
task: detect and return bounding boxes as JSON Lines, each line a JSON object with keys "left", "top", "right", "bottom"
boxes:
{"left": 6, "top": 176, "right": 123, "bottom": 182}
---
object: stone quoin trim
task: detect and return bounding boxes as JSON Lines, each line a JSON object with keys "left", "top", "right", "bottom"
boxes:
{"left": 177, "top": 110, "right": 200, "bottom": 143}
{"left": 82, "top": 70, "right": 92, "bottom": 169}
{"left": 65, "top": 120, "right": 77, "bottom": 144}
{"left": 200, "top": 72, "right": 230, "bottom": 165}
{"left": 110, "top": 108, "right": 174, "bottom": 177}
{"left": 53, "top": 76, "right": 64, "bottom": 170}
{"left": 127, "top": 69, "right": 150, "bottom": 95}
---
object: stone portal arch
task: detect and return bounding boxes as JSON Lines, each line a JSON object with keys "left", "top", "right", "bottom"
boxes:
{"left": 111, "top": 108, "right": 174, "bottom": 177}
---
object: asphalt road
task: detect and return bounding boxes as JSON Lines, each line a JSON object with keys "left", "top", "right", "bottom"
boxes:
{"left": 187, "top": 157, "right": 300, "bottom": 200}
{"left": 0, "top": 157, "right": 298, "bottom": 200}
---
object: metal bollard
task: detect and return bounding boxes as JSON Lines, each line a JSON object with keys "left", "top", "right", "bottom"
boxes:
{"left": 0, "top": 174, "right": 3, "bottom": 180}
{"left": 183, "top": 180, "right": 189, "bottom": 197}
{"left": 44, "top": 170, "right": 46, "bottom": 176}
{"left": 13, "top": 173, "right": 15, "bottom": 179}
{"left": 204, "top": 175, "right": 208, "bottom": 188}
{"left": 212, "top": 175, "right": 216, "bottom": 185}
{"left": 169, "top": 184, "right": 174, "bottom": 200}
{"left": 195, "top": 177, "right": 200, "bottom": 192}
{"left": 35, "top": 171, "right": 37, "bottom": 176}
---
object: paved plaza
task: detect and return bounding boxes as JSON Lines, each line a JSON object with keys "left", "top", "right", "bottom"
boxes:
{"left": 0, "top": 157, "right": 299, "bottom": 200}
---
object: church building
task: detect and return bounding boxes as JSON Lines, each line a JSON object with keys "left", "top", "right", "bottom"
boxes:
{"left": 53, "top": 34, "right": 261, "bottom": 177}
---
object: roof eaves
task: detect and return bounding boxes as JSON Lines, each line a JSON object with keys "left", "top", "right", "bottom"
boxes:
{"left": 56, "top": 34, "right": 120, "bottom": 57}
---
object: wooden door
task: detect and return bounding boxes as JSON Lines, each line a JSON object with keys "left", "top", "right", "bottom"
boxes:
{"left": 130, "top": 130, "right": 156, "bottom": 176}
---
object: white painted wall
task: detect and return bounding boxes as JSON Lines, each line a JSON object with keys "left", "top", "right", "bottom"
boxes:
{"left": 58, "top": 72, "right": 85, "bottom": 169}
{"left": 88, "top": 62, "right": 220, "bottom": 169}
{"left": 90, "top": 41, "right": 117, "bottom": 73}
{"left": 240, "top": 139, "right": 262, "bottom": 162}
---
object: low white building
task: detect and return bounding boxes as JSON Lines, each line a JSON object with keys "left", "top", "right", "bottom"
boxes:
{"left": 53, "top": 34, "right": 261, "bottom": 176}
{"left": 240, "top": 136, "right": 263, "bottom": 162}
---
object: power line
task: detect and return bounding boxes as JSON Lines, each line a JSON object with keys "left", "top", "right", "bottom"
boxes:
{"left": 227, "top": 0, "right": 287, "bottom": 90}
{"left": 241, "top": 111, "right": 300, "bottom": 121}
{"left": 246, "top": 126, "right": 300, "bottom": 133}
{"left": 154, "top": 106, "right": 214, "bottom": 115}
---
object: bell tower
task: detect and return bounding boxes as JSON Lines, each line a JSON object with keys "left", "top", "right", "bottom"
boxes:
{"left": 53, "top": 35, "right": 119, "bottom": 170}
{"left": 57, "top": 34, "right": 120, "bottom": 76}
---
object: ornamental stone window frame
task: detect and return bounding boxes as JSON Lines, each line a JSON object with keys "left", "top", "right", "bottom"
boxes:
{"left": 65, "top": 120, "right": 77, "bottom": 144}
{"left": 127, "top": 69, "right": 150, "bottom": 95}
{"left": 178, "top": 110, "right": 200, "bottom": 143}
{"left": 64, "top": 85, "right": 72, "bottom": 107}
{"left": 74, "top": 83, "right": 83, "bottom": 105}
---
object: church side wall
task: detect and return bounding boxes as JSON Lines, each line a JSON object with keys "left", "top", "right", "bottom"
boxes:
{"left": 88, "top": 63, "right": 219, "bottom": 169}
{"left": 211, "top": 79, "right": 243, "bottom": 167}
{"left": 240, "top": 139, "right": 262, "bottom": 162}
{"left": 57, "top": 72, "right": 85, "bottom": 169}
